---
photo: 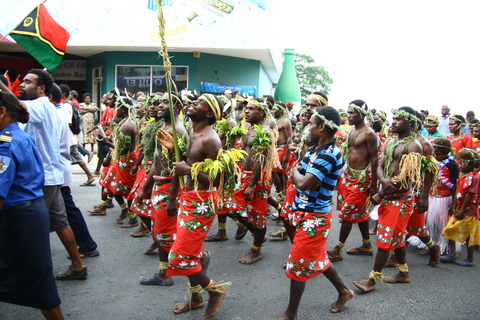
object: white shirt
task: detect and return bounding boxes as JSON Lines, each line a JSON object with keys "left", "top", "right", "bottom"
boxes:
{"left": 21, "top": 96, "right": 64, "bottom": 186}
{"left": 60, "top": 101, "right": 78, "bottom": 146}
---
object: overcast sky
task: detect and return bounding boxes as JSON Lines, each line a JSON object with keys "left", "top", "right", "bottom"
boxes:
{"left": 273, "top": 0, "right": 480, "bottom": 119}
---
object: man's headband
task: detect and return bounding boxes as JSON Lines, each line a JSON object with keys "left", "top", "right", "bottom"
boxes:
{"left": 200, "top": 94, "right": 222, "bottom": 121}
{"left": 392, "top": 109, "right": 419, "bottom": 129}
{"left": 308, "top": 94, "right": 328, "bottom": 107}
{"left": 349, "top": 103, "right": 374, "bottom": 124}
{"left": 312, "top": 110, "right": 339, "bottom": 131}
{"left": 248, "top": 99, "right": 269, "bottom": 115}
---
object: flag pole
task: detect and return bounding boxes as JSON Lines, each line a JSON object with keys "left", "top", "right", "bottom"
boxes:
{"left": 156, "top": 0, "right": 184, "bottom": 187}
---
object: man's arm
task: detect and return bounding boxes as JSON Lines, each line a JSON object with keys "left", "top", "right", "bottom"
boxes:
{"left": 283, "top": 118, "right": 293, "bottom": 145}
{"left": 366, "top": 130, "right": 379, "bottom": 196}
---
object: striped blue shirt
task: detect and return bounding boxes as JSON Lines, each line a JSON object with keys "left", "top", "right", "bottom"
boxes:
{"left": 293, "top": 141, "right": 343, "bottom": 213}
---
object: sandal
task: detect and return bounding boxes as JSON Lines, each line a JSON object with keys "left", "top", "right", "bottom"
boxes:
{"left": 55, "top": 266, "right": 88, "bottom": 280}
{"left": 327, "top": 250, "right": 343, "bottom": 262}
{"left": 234, "top": 226, "right": 248, "bottom": 240}
{"left": 139, "top": 274, "right": 174, "bottom": 286}
{"left": 346, "top": 247, "right": 373, "bottom": 255}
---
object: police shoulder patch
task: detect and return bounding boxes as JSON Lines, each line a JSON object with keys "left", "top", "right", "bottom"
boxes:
{"left": 0, "top": 155, "right": 11, "bottom": 174}
{"left": 0, "top": 131, "right": 12, "bottom": 143}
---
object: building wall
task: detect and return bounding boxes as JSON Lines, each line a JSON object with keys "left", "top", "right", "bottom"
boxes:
{"left": 86, "top": 51, "right": 273, "bottom": 96}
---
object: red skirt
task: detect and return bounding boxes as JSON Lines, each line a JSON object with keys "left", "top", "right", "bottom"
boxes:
{"left": 231, "top": 171, "right": 271, "bottom": 229}
{"left": 101, "top": 152, "right": 138, "bottom": 197}
{"left": 128, "top": 162, "right": 153, "bottom": 218}
{"left": 406, "top": 195, "right": 430, "bottom": 237}
{"left": 376, "top": 192, "right": 414, "bottom": 251}
{"left": 286, "top": 210, "right": 332, "bottom": 281}
{"left": 336, "top": 169, "right": 371, "bottom": 223}
{"left": 272, "top": 145, "right": 288, "bottom": 174}
{"left": 167, "top": 189, "right": 217, "bottom": 277}
{"left": 151, "top": 176, "right": 176, "bottom": 252}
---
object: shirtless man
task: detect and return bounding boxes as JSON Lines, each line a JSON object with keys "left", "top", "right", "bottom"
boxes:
{"left": 163, "top": 94, "right": 228, "bottom": 319}
{"left": 206, "top": 98, "right": 238, "bottom": 241}
{"left": 137, "top": 92, "right": 186, "bottom": 286}
{"left": 328, "top": 100, "right": 378, "bottom": 261}
{"left": 354, "top": 107, "right": 423, "bottom": 292}
{"left": 272, "top": 102, "right": 292, "bottom": 199}
{"left": 88, "top": 96, "right": 137, "bottom": 227}
{"left": 386, "top": 111, "right": 440, "bottom": 267}
{"left": 233, "top": 98, "right": 276, "bottom": 264}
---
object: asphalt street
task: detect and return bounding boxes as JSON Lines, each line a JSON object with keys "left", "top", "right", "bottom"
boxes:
{"left": 1, "top": 159, "right": 480, "bottom": 320}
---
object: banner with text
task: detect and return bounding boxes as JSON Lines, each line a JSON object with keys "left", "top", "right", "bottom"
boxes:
{"left": 201, "top": 82, "right": 256, "bottom": 95}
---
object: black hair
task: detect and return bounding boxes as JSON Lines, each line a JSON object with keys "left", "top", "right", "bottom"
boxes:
{"left": 433, "top": 137, "right": 451, "bottom": 153}
{"left": 50, "top": 84, "right": 62, "bottom": 104}
{"left": 83, "top": 92, "right": 92, "bottom": 100}
{"left": 415, "top": 110, "right": 424, "bottom": 129}
{"left": 313, "top": 106, "right": 340, "bottom": 136}
{"left": 262, "top": 95, "right": 274, "bottom": 108}
{"left": 59, "top": 84, "right": 70, "bottom": 97}
{"left": 0, "top": 90, "right": 29, "bottom": 123}
{"left": 467, "top": 110, "right": 476, "bottom": 118}
{"left": 372, "top": 119, "right": 383, "bottom": 133}
{"left": 451, "top": 114, "right": 466, "bottom": 124}
{"left": 469, "top": 119, "right": 479, "bottom": 125}
{"left": 349, "top": 99, "right": 368, "bottom": 113}
{"left": 70, "top": 90, "right": 78, "bottom": 99}
{"left": 398, "top": 106, "right": 416, "bottom": 117}
{"left": 28, "top": 68, "right": 54, "bottom": 96}
{"left": 312, "top": 91, "right": 328, "bottom": 106}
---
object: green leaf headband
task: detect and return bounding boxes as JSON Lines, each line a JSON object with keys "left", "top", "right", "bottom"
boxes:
{"left": 391, "top": 109, "right": 419, "bottom": 131}
{"left": 449, "top": 115, "right": 466, "bottom": 132}
{"left": 312, "top": 110, "right": 340, "bottom": 131}
{"left": 248, "top": 99, "right": 270, "bottom": 117}
{"left": 459, "top": 148, "right": 480, "bottom": 165}
{"left": 115, "top": 96, "right": 135, "bottom": 111}
{"left": 200, "top": 94, "right": 222, "bottom": 121}
{"left": 146, "top": 93, "right": 162, "bottom": 106}
{"left": 273, "top": 103, "right": 289, "bottom": 119}
{"left": 308, "top": 94, "right": 328, "bottom": 107}
{"left": 349, "top": 103, "right": 374, "bottom": 124}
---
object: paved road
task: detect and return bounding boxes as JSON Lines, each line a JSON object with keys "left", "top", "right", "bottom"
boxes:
{"left": 2, "top": 161, "right": 480, "bottom": 320}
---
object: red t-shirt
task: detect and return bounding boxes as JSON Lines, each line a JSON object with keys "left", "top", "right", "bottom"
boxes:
{"left": 455, "top": 172, "right": 480, "bottom": 218}
{"left": 100, "top": 106, "right": 116, "bottom": 137}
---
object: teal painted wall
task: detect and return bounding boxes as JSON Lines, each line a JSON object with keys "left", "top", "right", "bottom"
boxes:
{"left": 86, "top": 51, "right": 272, "bottom": 96}
{"left": 258, "top": 63, "right": 272, "bottom": 97}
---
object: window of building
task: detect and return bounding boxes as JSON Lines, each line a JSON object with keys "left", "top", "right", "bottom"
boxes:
{"left": 116, "top": 65, "right": 188, "bottom": 95}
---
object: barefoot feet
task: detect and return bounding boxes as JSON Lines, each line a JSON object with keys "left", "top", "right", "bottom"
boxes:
{"left": 203, "top": 290, "right": 227, "bottom": 319}
{"left": 144, "top": 241, "right": 159, "bottom": 255}
{"left": 384, "top": 272, "right": 410, "bottom": 283}
{"left": 173, "top": 292, "right": 204, "bottom": 314}
{"left": 116, "top": 209, "right": 129, "bottom": 223}
{"left": 330, "top": 289, "right": 355, "bottom": 313}
{"left": 384, "top": 255, "right": 398, "bottom": 267}
{"left": 119, "top": 217, "right": 139, "bottom": 228}
{"left": 130, "top": 223, "right": 150, "bottom": 237}
{"left": 239, "top": 248, "right": 262, "bottom": 264}
{"left": 427, "top": 244, "right": 441, "bottom": 267}
{"left": 88, "top": 207, "right": 106, "bottom": 216}
{"left": 353, "top": 278, "right": 376, "bottom": 292}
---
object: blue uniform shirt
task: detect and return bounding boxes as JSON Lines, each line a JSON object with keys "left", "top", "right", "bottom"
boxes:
{"left": 0, "top": 123, "right": 44, "bottom": 209}
{"left": 293, "top": 141, "right": 343, "bottom": 213}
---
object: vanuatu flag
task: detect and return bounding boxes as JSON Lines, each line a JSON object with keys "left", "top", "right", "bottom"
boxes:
{"left": 10, "top": 4, "right": 70, "bottom": 72}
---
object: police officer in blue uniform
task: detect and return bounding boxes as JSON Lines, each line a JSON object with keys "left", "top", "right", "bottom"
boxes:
{"left": 0, "top": 91, "right": 64, "bottom": 319}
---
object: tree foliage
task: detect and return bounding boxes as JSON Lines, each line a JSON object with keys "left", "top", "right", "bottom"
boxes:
{"left": 295, "top": 53, "right": 333, "bottom": 104}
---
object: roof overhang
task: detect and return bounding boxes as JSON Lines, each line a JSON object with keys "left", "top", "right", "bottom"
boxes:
{"left": 0, "top": 43, "right": 281, "bottom": 83}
